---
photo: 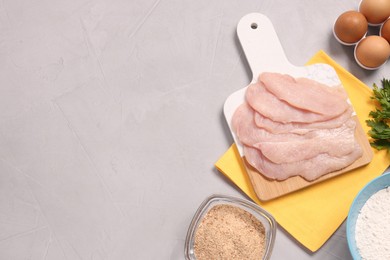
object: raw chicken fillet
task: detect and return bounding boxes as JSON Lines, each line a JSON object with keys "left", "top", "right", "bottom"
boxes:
{"left": 231, "top": 72, "right": 363, "bottom": 181}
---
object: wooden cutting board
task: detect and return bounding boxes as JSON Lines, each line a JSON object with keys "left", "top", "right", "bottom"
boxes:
{"left": 223, "top": 13, "right": 373, "bottom": 201}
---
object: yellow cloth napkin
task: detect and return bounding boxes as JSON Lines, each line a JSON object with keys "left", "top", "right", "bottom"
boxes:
{"left": 215, "top": 50, "right": 390, "bottom": 252}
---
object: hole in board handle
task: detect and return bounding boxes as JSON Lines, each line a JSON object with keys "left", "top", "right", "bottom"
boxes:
{"left": 251, "top": 23, "right": 258, "bottom": 29}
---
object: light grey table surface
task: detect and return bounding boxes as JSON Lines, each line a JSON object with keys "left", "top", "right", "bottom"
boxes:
{"left": 1, "top": 0, "right": 389, "bottom": 259}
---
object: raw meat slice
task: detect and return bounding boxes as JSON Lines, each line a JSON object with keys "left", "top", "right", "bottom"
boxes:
{"left": 232, "top": 103, "right": 310, "bottom": 146}
{"left": 259, "top": 72, "right": 348, "bottom": 116}
{"left": 296, "top": 77, "right": 348, "bottom": 99}
{"left": 246, "top": 82, "right": 339, "bottom": 123}
{"left": 244, "top": 142, "right": 363, "bottom": 181}
{"left": 254, "top": 119, "right": 356, "bottom": 163}
{"left": 232, "top": 102, "right": 355, "bottom": 148}
{"left": 254, "top": 106, "right": 354, "bottom": 134}
{"left": 232, "top": 72, "right": 360, "bottom": 182}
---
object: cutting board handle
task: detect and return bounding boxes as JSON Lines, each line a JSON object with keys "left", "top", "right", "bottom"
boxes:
{"left": 237, "top": 13, "right": 292, "bottom": 82}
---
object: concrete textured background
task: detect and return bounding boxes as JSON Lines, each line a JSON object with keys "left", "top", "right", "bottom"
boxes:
{"left": 0, "top": 0, "right": 388, "bottom": 259}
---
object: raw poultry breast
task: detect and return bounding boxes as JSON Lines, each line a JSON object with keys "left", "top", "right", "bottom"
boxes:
{"left": 243, "top": 143, "right": 362, "bottom": 181}
{"left": 232, "top": 72, "right": 363, "bottom": 181}
{"left": 254, "top": 118, "right": 356, "bottom": 164}
{"left": 232, "top": 103, "right": 310, "bottom": 145}
{"left": 254, "top": 106, "right": 353, "bottom": 135}
{"left": 246, "top": 81, "right": 341, "bottom": 123}
{"left": 260, "top": 72, "right": 349, "bottom": 116}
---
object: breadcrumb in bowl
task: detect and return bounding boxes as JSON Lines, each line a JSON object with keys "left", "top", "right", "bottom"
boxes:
{"left": 185, "top": 194, "right": 276, "bottom": 260}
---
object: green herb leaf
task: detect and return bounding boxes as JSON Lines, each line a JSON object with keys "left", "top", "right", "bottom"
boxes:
{"left": 366, "top": 78, "right": 390, "bottom": 152}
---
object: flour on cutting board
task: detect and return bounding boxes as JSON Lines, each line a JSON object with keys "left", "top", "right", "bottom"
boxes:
{"left": 355, "top": 187, "right": 390, "bottom": 259}
{"left": 303, "top": 63, "right": 341, "bottom": 86}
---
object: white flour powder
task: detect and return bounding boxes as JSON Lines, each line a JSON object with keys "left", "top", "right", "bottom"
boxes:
{"left": 355, "top": 186, "right": 390, "bottom": 260}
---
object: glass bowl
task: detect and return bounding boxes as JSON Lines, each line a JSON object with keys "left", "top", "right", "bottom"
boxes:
{"left": 184, "top": 194, "right": 276, "bottom": 260}
{"left": 347, "top": 173, "right": 390, "bottom": 259}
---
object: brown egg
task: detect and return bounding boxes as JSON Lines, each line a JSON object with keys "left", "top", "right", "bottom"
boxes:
{"left": 359, "top": 0, "right": 390, "bottom": 25}
{"left": 381, "top": 18, "right": 390, "bottom": 43}
{"left": 334, "top": 11, "right": 368, "bottom": 44}
{"left": 355, "top": 35, "right": 390, "bottom": 69}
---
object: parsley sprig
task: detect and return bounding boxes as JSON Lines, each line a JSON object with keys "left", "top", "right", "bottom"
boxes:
{"left": 367, "top": 79, "right": 390, "bottom": 151}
